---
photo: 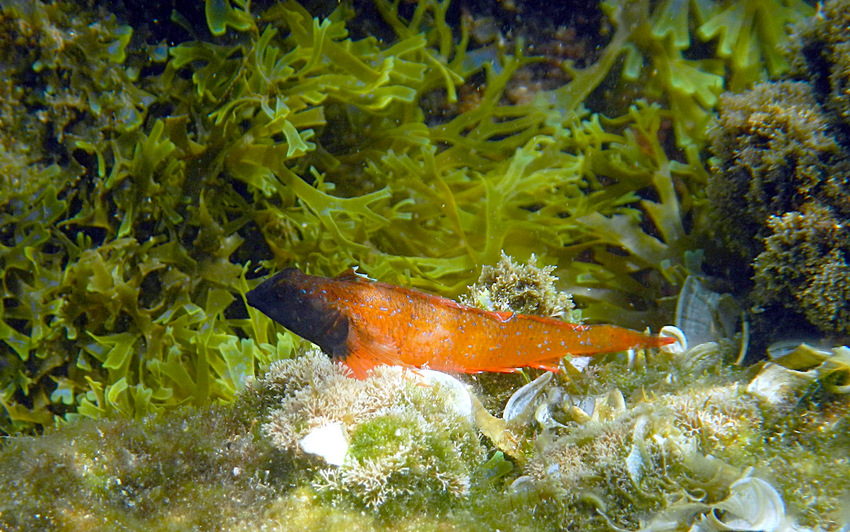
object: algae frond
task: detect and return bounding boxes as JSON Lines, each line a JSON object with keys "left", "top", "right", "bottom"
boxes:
{"left": 1, "top": 0, "right": 719, "bottom": 433}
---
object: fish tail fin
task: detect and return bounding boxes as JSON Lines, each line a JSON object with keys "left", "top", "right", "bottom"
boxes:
{"left": 576, "top": 325, "right": 676, "bottom": 354}
{"left": 640, "top": 334, "right": 676, "bottom": 349}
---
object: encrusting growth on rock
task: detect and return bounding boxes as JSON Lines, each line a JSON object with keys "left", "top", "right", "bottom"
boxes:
{"left": 258, "top": 350, "right": 483, "bottom": 511}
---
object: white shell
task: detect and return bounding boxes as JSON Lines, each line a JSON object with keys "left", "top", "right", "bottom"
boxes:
{"left": 565, "top": 404, "right": 592, "bottom": 423}
{"left": 746, "top": 363, "right": 814, "bottom": 406}
{"left": 563, "top": 389, "right": 626, "bottom": 424}
{"left": 766, "top": 341, "right": 832, "bottom": 369}
{"left": 675, "top": 275, "right": 740, "bottom": 345}
{"left": 595, "top": 388, "right": 626, "bottom": 421}
{"left": 299, "top": 422, "right": 348, "bottom": 466}
{"left": 534, "top": 403, "right": 566, "bottom": 430}
{"left": 625, "top": 444, "right": 645, "bottom": 484}
{"left": 659, "top": 325, "right": 687, "bottom": 355}
{"left": 509, "top": 475, "right": 535, "bottom": 493}
{"left": 711, "top": 476, "right": 785, "bottom": 530}
{"left": 687, "top": 476, "right": 787, "bottom": 531}
{"left": 567, "top": 356, "right": 591, "bottom": 372}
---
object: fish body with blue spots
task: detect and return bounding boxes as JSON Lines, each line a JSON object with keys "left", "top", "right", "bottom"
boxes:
{"left": 246, "top": 268, "right": 673, "bottom": 378}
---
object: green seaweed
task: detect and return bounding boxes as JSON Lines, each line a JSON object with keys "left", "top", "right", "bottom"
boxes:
{"left": 205, "top": 0, "right": 253, "bottom": 36}
{"left": 0, "top": 0, "right": 803, "bottom": 436}
{"left": 0, "top": 0, "right": 393, "bottom": 431}
{"left": 620, "top": 0, "right": 812, "bottom": 148}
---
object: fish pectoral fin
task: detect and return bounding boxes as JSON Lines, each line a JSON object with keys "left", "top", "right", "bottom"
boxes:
{"left": 344, "top": 326, "right": 407, "bottom": 377}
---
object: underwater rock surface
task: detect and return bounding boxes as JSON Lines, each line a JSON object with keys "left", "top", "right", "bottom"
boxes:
{"left": 3, "top": 332, "right": 849, "bottom": 530}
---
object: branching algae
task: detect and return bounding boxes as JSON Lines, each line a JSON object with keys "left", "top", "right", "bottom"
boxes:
{"left": 1, "top": 0, "right": 714, "bottom": 433}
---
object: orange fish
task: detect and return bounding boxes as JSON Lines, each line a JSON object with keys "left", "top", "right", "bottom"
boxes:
{"left": 247, "top": 268, "right": 674, "bottom": 379}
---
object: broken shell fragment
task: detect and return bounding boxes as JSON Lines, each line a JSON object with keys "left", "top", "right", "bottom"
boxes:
{"left": 534, "top": 403, "right": 567, "bottom": 430}
{"left": 659, "top": 325, "right": 687, "bottom": 355}
{"left": 595, "top": 389, "right": 626, "bottom": 422}
{"left": 565, "top": 404, "right": 592, "bottom": 424}
{"left": 299, "top": 422, "right": 348, "bottom": 466}
{"left": 825, "top": 346, "right": 850, "bottom": 394}
{"left": 703, "top": 476, "right": 785, "bottom": 531}
{"left": 767, "top": 341, "right": 832, "bottom": 370}
{"left": 625, "top": 444, "right": 646, "bottom": 485}
{"left": 746, "top": 363, "right": 814, "bottom": 406}
{"left": 503, "top": 372, "right": 553, "bottom": 423}
{"left": 765, "top": 343, "right": 850, "bottom": 395}
{"left": 563, "top": 389, "right": 626, "bottom": 424}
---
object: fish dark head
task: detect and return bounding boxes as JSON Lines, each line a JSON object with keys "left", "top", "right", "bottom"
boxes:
{"left": 246, "top": 268, "right": 350, "bottom": 359}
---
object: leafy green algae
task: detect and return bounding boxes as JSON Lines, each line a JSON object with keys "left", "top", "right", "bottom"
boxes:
{"left": 626, "top": 0, "right": 812, "bottom": 148}
{"left": 0, "top": 0, "right": 809, "bottom": 451}
{"left": 0, "top": 0, "right": 690, "bottom": 433}
{"left": 0, "top": 0, "right": 296, "bottom": 432}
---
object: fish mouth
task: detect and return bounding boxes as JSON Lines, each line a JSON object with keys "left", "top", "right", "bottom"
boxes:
{"left": 245, "top": 268, "right": 299, "bottom": 315}
{"left": 245, "top": 270, "right": 351, "bottom": 361}
{"left": 245, "top": 278, "right": 272, "bottom": 315}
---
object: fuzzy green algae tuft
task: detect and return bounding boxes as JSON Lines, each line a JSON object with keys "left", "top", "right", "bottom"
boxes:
{"left": 0, "top": 396, "right": 291, "bottom": 531}
{"left": 462, "top": 251, "right": 580, "bottom": 322}
{"left": 706, "top": 0, "right": 850, "bottom": 339}
{"left": 259, "top": 351, "right": 483, "bottom": 515}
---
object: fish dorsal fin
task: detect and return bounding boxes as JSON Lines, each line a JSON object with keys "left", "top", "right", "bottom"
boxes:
{"left": 335, "top": 267, "right": 373, "bottom": 282}
{"left": 490, "top": 310, "right": 516, "bottom": 323}
{"left": 335, "top": 268, "right": 360, "bottom": 281}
